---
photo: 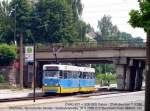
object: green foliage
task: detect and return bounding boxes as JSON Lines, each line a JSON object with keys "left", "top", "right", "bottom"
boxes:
{"left": 97, "top": 15, "right": 113, "bottom": 38}
{"left": 10, "top": 0, "right": 33, "bottom": 43}
{"left": 31, "top": 0, "right": 86, "bottom": 43}
{"left": 0, "top": 0, "right": 89, "bottom": 44}
{"left": 0, "top": 75, "right": 5, "bottom": 83}
{"left": 0, "top": 44, "right": 17, "bottom": 66}
{"left": 96, "top": 73, "right": 116, "bottom": 85}
{"left": 96, "top": 73, "right": 116, "bottom": 81}
{"left": 129, "top": 10, "right": 141, "bottom": 28}
{"left": 92, "top": 64, "right": 116, "bottom": 74}
{"left": 129, "top": 0, "right": 150, "bottom": 32}
{"left": 96, "top": 15, "right": 144, "bottom": 43}
{"left": 0, "top": 0, "right": 15, "bottom": 43}
{"left": 66, "top": 0, "right": 83, "bottom": 20}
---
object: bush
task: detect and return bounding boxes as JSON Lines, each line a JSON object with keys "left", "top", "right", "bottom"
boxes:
{"left": 96, "top": 73, "right": 117, "bottom": 85}
{"left": 0, "top": 44, "right": 17, "bottom": 66}
{"left": 0, "top": 75, "right": 6, "bottom": 83}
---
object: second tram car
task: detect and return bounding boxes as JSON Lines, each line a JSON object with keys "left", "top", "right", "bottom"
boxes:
{"left": 42, "top": 64, "right": 96, "bottom": 94}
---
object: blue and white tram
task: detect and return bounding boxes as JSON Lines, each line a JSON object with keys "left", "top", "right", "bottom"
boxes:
{"left": 42, "top": 64, "right": 96, "bottom": 93}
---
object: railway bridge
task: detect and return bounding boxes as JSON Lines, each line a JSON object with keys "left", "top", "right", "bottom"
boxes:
{"left": 25, "top": 41, "right": 146, "bottom": 91}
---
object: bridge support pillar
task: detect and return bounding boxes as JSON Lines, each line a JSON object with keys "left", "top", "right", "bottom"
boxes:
{"left": 125, "top": 60, "right": 145, "bottom": 91}
{"left": 114, "top": 57, "right": 127, "bottom": 90}
{"left": 127, "top": 65, "right": 137, "bottom": 91}
{"left": 116, "top": 65, "right": 126, "bottom": 90}
{"left": 125, "top": 66, "right": 130, "bottom": 91}
{"left": 134, "top": 61, "right": 145, "bottom": 91}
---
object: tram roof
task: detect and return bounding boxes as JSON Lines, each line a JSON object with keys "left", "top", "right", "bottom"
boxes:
{"left": 43, "top": 64, "right": 95, "bottom": 72}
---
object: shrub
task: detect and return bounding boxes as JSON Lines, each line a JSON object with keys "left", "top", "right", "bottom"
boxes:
{"left": 0, "top": 75, "right": 6, "bottom": 83}
{"left": 0, "top": 44, "right": 17, "bottom": 66}
{"left": 96, "top": 73, "right": 117, "bottom": 85}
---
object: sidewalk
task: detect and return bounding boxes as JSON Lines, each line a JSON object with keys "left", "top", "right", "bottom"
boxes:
{"left": 0, "top": 89, "right": 43, "bottom": 99}
{"left": 0, "top": 85, "right": 116, "bottom": 99}
{"left": 0, "top": 83, "right": 145, "bottom": 99}
{"left": 95, "top": 84, "right": 117, "bottom": 89}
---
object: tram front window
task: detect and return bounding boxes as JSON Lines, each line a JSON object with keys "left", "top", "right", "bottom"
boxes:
{"left": 44, "top": 71, "right": 59, "bottom": 78}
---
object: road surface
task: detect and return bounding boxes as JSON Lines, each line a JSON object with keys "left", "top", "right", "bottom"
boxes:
{"left": 1, "top": 91, "right": 144, "bottom": 111}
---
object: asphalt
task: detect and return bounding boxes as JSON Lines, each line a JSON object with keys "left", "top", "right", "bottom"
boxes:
{"left": 0, "top": 91, "right": 144, "bottom": 109}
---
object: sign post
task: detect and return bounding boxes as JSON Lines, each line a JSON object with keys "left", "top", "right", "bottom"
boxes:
{"left": 25, "top": 46, "right": 36, "bottom": 102}
{"left": 25, "top": 46, "right": 34, "bottom": 62}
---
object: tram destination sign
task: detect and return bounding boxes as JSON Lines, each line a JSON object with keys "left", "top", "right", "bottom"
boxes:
{"left": 25, "top": 46, "right": 34, "bottom": 62}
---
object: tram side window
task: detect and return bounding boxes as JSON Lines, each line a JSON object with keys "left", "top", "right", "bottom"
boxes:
{"left": 67, "top": 71, "right": 73, "bottom": 79}
{"left": 59, "top": 71, "right": 63, "bottom": 78}
{"left": 62, "top": 71, "right": 67, "bottom": 79}
{"left": 90, "top": 72, "right": 95, "bottom": 79}
{"left": 77, "top": 71, "right": 81, "bottom": 79}
{"left": 92, "top": 73, "right": 96, "bottom": 79}
{"left": 89, "top": 72, "right": 93, "bottom": 79}
{"left": 86, "top": 72, "right": 91, "bottom": 79}
{"left": 82, "top": 72, "right": 94, "bottom": 79}
{"left": 62, "top": 71, "right": 81, "bottom": 79}
{"left": 79, "top": 72, "right": 82, "bottom": 79}
{"left": 72, "top": 71, "right": 79, "bottom": 79}
{"left": 83, "top": 72, "right": 87, "bottom": 79}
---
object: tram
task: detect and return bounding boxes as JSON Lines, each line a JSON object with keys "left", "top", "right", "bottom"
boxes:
{"left": 42, "top": 64, "right": 96, "bottom": 94}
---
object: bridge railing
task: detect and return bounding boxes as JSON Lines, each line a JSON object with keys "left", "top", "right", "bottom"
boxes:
{"left": 35, "top": 40, "right": 146, "bottom": 50}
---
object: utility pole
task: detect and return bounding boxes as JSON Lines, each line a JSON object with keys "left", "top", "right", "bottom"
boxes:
{"left": 14, "top": 4, "right": 17, "bottom": 45}
{"left": 33, "top": 44, "right": 36, "bottom": 102}
{"left": 19, "top": 32, "right": 24, "bottom": 88}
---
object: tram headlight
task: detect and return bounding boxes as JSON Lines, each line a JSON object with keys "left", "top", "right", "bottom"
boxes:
{"left": 44, "top": 83, "right": 47, "bottom": 86}
{"left": 55, "top": 83, "right": 59, "bottom": 86}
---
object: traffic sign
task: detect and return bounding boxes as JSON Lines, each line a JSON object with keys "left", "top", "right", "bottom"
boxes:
{"left": 25, "top": 46, "right": 34, "bottom": 62}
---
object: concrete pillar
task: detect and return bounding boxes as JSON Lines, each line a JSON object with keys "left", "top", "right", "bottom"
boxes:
{"left": 134, "top": 61, "right": 145, "bottom": 91}
{"left": 129, "top": 66, "right": 136, "bottom": 91}
{"left": 125, "top": 65, "right": 136, "bottom": 91}
{"left": 134, "top": 68, "right": 143, "bottom": 91}
{"left": 116, "top": 65, "right": 126, "bottom": 90}
{"left": 125, "top": 66, "right": 130, "bottom": 90}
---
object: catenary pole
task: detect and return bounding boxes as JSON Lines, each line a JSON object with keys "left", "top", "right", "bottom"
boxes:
{"left": 19, "top": 32, "right": 24, "bottom": 88}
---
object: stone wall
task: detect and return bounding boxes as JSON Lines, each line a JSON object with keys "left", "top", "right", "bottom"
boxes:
{"left": 0, "top": 66, "right": 17, "bottom": 86}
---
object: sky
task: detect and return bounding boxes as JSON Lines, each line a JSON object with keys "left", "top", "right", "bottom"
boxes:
{"left": 81, "top": 0, "right": 146, "bottom": 39}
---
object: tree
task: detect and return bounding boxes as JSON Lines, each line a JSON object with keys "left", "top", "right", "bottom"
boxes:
{"left": 97, "top": 15, "right": 113, "bottom": 38}
{"left": 0, "top": 0, "right": 86, "bottom": 44}
{"left": 0, "top": 44, "right": 17, "bottom": 66}
{"left": 10, "top": 0, "right": 33, "bottom": 89}
{"left": 86, "top": 24, "right": 94, "bottom": 33}
{"left": 97, "top": 15, "right": 120, "bottom": 40}
{"left": 67, "top": 0, "right": 83, "bottom": 20}
{"left": 0, "top": 0, "right": 14, "bottom": 43}
{"left": 32, "top": 0, "right": 85, "bottom": 43}
{"left": 10, "top": 0, "right": 33, "bottom": 43}
{"left": 129, "top": 0, "right": 150, "bottom": 110}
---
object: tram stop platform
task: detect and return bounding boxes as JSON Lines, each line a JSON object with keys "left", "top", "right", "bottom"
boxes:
{"left": 0, "top": 88, "right": 43, "bottom": 99}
